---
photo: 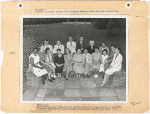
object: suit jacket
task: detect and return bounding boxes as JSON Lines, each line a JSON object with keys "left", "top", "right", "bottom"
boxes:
{"left": 110, "top": 53, "right": 123, "bottom": 71}
{"left": 66, "top": 41, "right": 76, "bottom": 54}
{"left": 53, "top": 44, "right": 64, "bottom": 54}
{"left": 87, "top": 45, "right": 96, "bottom": 54}
{"left": 99, "top": 46, "right": 109, "bottom": 55}
{"left": 76, "top": 41, "right": 86, "bottom": 53}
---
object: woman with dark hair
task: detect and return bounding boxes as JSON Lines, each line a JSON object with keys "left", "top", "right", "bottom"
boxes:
{"left": 87, "top": 40, "right": 96, "bottom": 54}
{"left": 45, "top": 48, "right": 56, "bottom": 81}
{"left": 92, "top": 47, "right": 101, "bottom": 78}
{"left": 27, "top": 48, "right": 48, "bottom": 85}
{"left": 64, "top": 48, "right": 73, "bottom": 80}
{"left": 54, "top": 49, "right": 65, "bottom": 77}
{"left": 101, "top": 47, "right": 123, "bottom": 86}
{"left": 99, "top": 49, "right": 109, "bottom": 77}
{"left": 73, "top": 49, "right": 85, "bottom": 79}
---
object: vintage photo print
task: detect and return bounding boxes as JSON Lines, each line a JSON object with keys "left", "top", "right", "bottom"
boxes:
{"left": 21, "top": 15, "right": 128, "bottom": 103}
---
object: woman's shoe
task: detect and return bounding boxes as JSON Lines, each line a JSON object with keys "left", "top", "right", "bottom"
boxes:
{"left": 49, "top": 79, "right": 53, "bottom": 82}
{"left": 66, "top": 78, "right": 68, "bottom": 80}
{"left": 52, "top": 77, "right": 55, "bottom": 80}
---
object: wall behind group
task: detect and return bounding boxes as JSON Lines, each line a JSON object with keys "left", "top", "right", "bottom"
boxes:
{"left": 23, "top": 22, "right": 126, "bottom": 67}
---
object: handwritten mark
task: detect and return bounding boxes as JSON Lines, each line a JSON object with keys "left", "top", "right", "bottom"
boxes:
{"left": 130, "top": 100, "right": 142, "bottom": 106}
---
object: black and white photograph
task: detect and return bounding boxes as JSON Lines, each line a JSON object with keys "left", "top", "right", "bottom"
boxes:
{"left": 21, "top": 15, "right": 128, "bottom": 102}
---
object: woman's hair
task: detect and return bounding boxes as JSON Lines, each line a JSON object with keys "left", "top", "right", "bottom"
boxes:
{"left": 116, "top": 47, "right": 121, "bottom": 53}
{"left": 94, "top": 46, "right": 99, "bottom": 50}
{"left": 33, "top": 47, "right": 38, "bottom": 52}
{"left": 77, "top": 48, "right": 81, "bottom": 52}
{"left": 57, "top": 48, "right": 61, "bottom": 52}
{"left": 45, "top": 48, "right": 50, "bottom": 54}
{"left": 102, "top": 49, "right": 108, "bottom": 54}
{"left": 89, "top": 40, "right": 95, "bottom": 45}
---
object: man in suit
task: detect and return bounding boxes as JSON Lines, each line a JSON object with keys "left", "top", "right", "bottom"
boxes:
{"left": 76, "top": 35, "right": 86, "bottom": 54}
{"left": 66, "top": 36, "right": 76, "bottom": 54}
{"left": 53, "top": 40, "right": 64, "bottom": 54}
{"left": 99, "top": 42, "right": 109, "bottom": 55}
{"left": 43, "top": 39, "right": 53, "bottom": 53}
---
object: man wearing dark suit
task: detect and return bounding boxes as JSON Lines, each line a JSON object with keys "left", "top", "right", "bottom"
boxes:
{"left": 76, "top": 35, "right": 86, "bottom": 53}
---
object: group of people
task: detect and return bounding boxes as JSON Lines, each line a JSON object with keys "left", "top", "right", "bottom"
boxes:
{"left": 27, "top": 36, "right": 123, "bottom": 86}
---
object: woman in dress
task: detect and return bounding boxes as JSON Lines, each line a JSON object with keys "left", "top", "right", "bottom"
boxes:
{"left": 38, "top": 46, "right": 54, "bottom": 82}
{"left": 64, "top": 48, "right": 73, "bottom": 80}
{"left": 54, "top": 49, "right": 65, "bottom": 77}
{"left": 73, "top": 49, "right": 85, "bottom": 79}
{"left": 92, "top": 47, "right": 101, "bottom": 78}
{"left": 45, "top": 48, "right": 56, "bottom": 81}
{"left": 99, "top": 49, "right": 109, "bottom": 78}
{"left": 27, "top": 48, "right": 48, "bottom": 85}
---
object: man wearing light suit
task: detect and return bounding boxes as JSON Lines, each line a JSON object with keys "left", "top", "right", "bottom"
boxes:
{"left": 66, "top": 36, "right": 76, "bottom": 54}
{"left": 53, "top": 40, "right": 64, "bottom": 54}
{"left": 43, "top": 39, "right": 53, "bottom": 54}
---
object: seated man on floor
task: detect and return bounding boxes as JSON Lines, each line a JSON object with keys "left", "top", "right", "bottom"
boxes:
{"left": 101, "top": 47, "right": 123, "bottom": 86}
{"left": 27, "top": 48, "right": 48, "bottom": 85}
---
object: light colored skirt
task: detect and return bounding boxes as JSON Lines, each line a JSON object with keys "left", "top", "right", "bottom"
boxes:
{"left": 99, "top": 63, "right": 104, "bottom": 72}
{"left": 84, "top": 62, "right": 91, "bottom": 74}
{"left": 27, "top": 65, "right": 48, "bottom": 77}
{"left": 92, "top": 63, "right": 100, "bottom": 70}
{"left": 73, "top": 63, "right": 84, "bottom": 74}
{"left": 105, "top": 67, "right": 121, "bottom": 75}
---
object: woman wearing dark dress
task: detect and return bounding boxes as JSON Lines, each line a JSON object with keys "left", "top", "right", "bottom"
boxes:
{"left": 54, "top": 49, "right": 65, "bottom": 77}
{"left": 87, "top": 40, "right": 96, "bottom": 54}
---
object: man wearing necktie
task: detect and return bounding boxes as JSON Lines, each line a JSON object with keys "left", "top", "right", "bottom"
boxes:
{"left": 53, "top": 40, "right": 64, "bottom": 54}
{"left": 66, "top": 36, "right": 76, "bottom": 54}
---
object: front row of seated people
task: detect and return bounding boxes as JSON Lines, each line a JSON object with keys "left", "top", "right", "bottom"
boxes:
{"left": 27, "top": 44, "right": 123, "bottom": 86}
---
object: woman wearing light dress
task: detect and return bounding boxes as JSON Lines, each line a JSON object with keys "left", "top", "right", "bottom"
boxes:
{"left": 64, "top": 48, "right": 73, "bottom": 80}
{"left": 27, "top": 48, "right": 48, "bottom": 85}
{"left": 45, "top": 48, "right": 56, "bottom": 82}
{"left": 99, "top": 49, "right": 109, "bottom": 78}
{"left": 73, "top": 49, "right": 85, "bottom": 79}
{"left": 92, "top": 47, "right": 101, "bottom": 78}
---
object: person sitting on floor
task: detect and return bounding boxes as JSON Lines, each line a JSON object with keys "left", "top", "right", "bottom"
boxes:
{"left": 101, "top": 47, "right": 123, "bottom": 86}
{"left": 27, "top": 48, "right": 48, "bottom": 85}
{"left": 99, "top": 49, "right": 109, "bottom": 78}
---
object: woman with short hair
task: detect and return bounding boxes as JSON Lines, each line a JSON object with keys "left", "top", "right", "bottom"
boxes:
{"left": 54, "top": 49, "right": 65, "bottom": 77}
{"left": 27, "top": 48, "right": 48, "bottom": 85}
{"left": 64, "top": 48, "right": 73, "bottom": 80}
{"left": 73, "top": 49, "right": 85, "bottom": 79}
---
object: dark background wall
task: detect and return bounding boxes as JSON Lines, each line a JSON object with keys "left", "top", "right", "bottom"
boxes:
{"left": 23, "top": 18, "right": 126, "bottom": 67}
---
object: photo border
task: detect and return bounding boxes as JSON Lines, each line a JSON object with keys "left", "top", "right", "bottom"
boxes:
{"left": 20, "top": 15, "right": 128, "bottom": 103}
